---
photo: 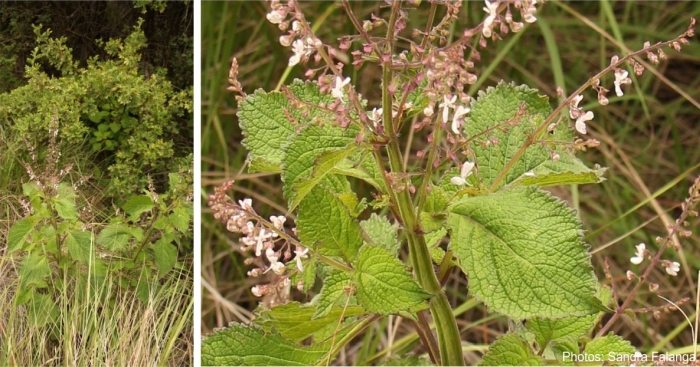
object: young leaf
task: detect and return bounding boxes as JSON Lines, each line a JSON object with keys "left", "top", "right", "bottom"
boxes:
{"left": 169, "top": 206, "right": 192, "bottom": 233}
{"left": 352, "top": 245, "right": 429, "bottom": 315}
{"left": 96, "top": 223, "right": 133, "bottom": 251}
{"left": 448, "top": 186, "right": 603, "bottom": 319}
{"left": 7, "top": 216, "right": 40, "bottom": 254}
{"left": 314, "top": 270, "right": 353, "bottom": 320}
{"left": 282, "top": 123, "right": 360, "bottom": 211}
{"left": 255, "top": 302, "right": 365, "bottom": 343}
{"left": 122, "top": 195, "right": 154, "bottom": 218}
{"left": 583, "top": 334, "right": 635, "bottom": 365}
{"left": 359, "top": 213, "right": 400, "bottom": 255}
{"left": 238, "top": 80, "right": 335, "bottom": 173}
{"left": 465, "top": 82, "right": 603, "bottom": 190}
{"left": 479, "top": 333, "right": 544, "bottom": 366}
{"left": 296, "top": 183, "right": 363, "bottom": 261}
{"left": 202, "top": 323, "right": 327, "bottom": 366}
{"left": 65, "top": 230, "right": 94, "bottom": 265}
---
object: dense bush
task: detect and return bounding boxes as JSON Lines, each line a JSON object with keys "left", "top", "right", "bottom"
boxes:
{"left": 0, "top": 21, "right": 193, "bottom": 197}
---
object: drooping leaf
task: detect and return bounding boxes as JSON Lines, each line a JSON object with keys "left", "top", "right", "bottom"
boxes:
{"left": 153, "top": 237, "right": 178, "bottom": 276}
{"left": 18, "top": 252, "right": 52, "bottom": 290}
{"left": 448, "top": 186, "right": 603, "bottom": 319}
{"left": 122, "top": 195, "right": 154, "bottom": 218}
{"left": 479, "top": 333, "right": 544, "bottom": 366}
{"left": 7, "top": 216, "right": 41, "bottom": 254}
{"left": 513, "top": 153, "right": 607, "bottom": 187}
{"left": 202, "top": 323, "right": 327, "bottom": 366}
{"left": 352, "top": 245, "right": 429, "bottom": 314}
{"left": 282, "top": 123, "right": 360, "bottom": 211}
{"left": 296, "top": 183, "right": 362, "bottom": 261}
{"left": 360, "top": 213, "right": 400, "bottom": 255}
{"left": 256, "top": 302, "right": 366, "bottom": 343}
{"left": 65, "top": 230, "right": 94, "bottom": 264}
{"left": 238, "top": 80, "right": 335, "bottom": 173}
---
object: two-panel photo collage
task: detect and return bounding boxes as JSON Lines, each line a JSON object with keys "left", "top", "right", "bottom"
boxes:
{"left": 1, "top": 1, "right": 699, "bottom": 366}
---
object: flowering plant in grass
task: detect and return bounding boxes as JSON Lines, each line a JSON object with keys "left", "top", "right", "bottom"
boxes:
{"left": 204, "top": 1, "right": 697, "bottom": 365}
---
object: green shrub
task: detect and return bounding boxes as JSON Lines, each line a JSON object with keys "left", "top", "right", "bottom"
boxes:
{"left": 0, "top": 20, "right": 193, "bottom": 197}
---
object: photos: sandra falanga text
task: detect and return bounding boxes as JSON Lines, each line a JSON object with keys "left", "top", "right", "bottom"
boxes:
{"left": 563, "top": 351, "right": 697, "bottom": 364}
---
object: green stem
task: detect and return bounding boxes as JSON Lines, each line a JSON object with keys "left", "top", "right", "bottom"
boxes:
{"left": 379, "top": 2, "right": 463, "bottom": 365}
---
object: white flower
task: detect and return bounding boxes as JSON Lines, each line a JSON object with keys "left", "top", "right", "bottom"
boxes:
{"left": 451, "top": 105, "right": 470, "bottom": 134}
{"left": 575, "top": 111, "right": 593, "bottom": 135}
{"left": 665, "top": 261, "right": 680, "bottom": 276}
{"left": 266, "top": 9, "right": 285, "bottom": 24}
{"left": 569, "top": 94, "right": 583, "bottom": 118}
{"left": 331, "top": 76, "right": 351, "bottom": 101}
{"left": 270, "top": 261, "right": 286, "bottom": 275}
{"left": 251, "top": 285, "right": 263, "bottom": 297}
{"left": 270, "top": 215, "right": 286, "bottom": 230}
{"left": 238, "top": 198, "right": 253, "bottom": 211}
{"left": 288, "top": 39, "right": 305, "bottom": 66}
{"left": 630, "top": 243, "right": 646, "bottom": 265}
{"left": 450, "top": 161, "right": 475, "bottom": 186}
{"left": 614, "top": 69, "right": 631, "bottom": 97}
{"left": 523, "top": 3, "right": 537, "bottom": 23}
{"left": 423, "top": 104, "right": 434, "bottom": 117}
{"left": 439, "top": 95, "right": 457, "bottom": 123}
{"left": 294, "top": 245, "right": 309, "bottom": 272}
{"left": 482, "top": 0, "right": 499, "bottom": 37}
{"left": 292, "top": 20, "right": 301, "bottom": 31}
{"left": 369, "top": 107, "right": 383, "bottom": 128}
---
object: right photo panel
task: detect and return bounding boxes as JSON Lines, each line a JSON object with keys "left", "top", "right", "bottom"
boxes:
{"left": 201, "top": 1, "right": 700, "bottom": 366}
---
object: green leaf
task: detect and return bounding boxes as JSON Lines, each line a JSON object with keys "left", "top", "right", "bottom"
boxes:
{"left": 332, "top": 153, "right": 386, "bottom": 192}
{"left": 479, "top": 333, "right": 544, "bottom": 366}
{"left": 465, "top": 82, "right": 603, "bottom": 190}
{"left": 256, "top": 302, "right": 366, "bottom": 343}
{"left": 169, "top": 206, "right": 191, "bottom": 233}
{"left": 352, "top": 245, "right": 429, "bottom": 314}
{"left": 297, "top": 183, "right": 363, "bottom": 261}
{"left": 27, "top": 292, "right": 59, "bottom": 328}
{"left": 153, "top": 238, "right": 178, "bottom": 276}
{"left": 238, "top": 80, "right": 335, "bottom": 173}
{"left": 526, "top": 315, "right": 597, "bottom": 350}
{"left": 360, "top": 213, "right": 400, "bottom": 255}
{"left": 7, "top": 216, "right": 40, "bottom": 254}
{"left": 19, "top": 252, "right": 52, "bottom": 290}
{"left": 55, "top": 183, "right": 79, "bottom": 220}
{"left": 282, "top": 123, "right": 360, "bottom": 211}
{"left": 513, "top": 154, "right": 607, "bottom": 187}
{"left": 300, "top": 251, "right": 317, "bottom": 292}
{"left": 202, "top": 323, "right": 327, "bottom": 366}
{"left": 96, "top": 223, "right": 132, "bottom": 251}
{"left": 65, "top": 230, "right": 94, "bottom": 264}
{"left": 122, "top": 195, "right": 154, "bottom": 218}
{"left": 314, "top": 270, "right": 353, "bottom": 319}
{"left": 447, "top": 186, "right": 603, "bottom": 319}
{"left": 583, "top": 334, "right": 635, "bottom": 366}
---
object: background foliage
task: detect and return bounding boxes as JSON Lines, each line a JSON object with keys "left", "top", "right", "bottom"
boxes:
{"left": 202, "top": 1, "right": 700, "bottom": 365}
{"left": 0, "top": 2, "right": 193, "bottom": 365}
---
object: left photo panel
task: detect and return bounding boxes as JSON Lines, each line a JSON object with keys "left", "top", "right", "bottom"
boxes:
{"left": 0, "top": 2, "right": 194, "bottom": 365}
